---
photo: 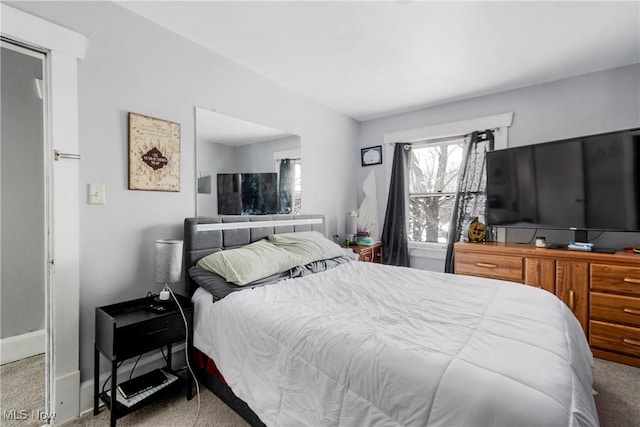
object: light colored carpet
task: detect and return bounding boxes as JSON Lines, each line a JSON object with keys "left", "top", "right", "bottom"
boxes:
{"left": 0, "top": 354, "right": 46, "bottom": 427}
{"left": 593, "top": 358, "right": 640, "bottom": 427}
{"left": 63, "top": 382, "right": 248, "bottom": 427}
{"left": 3, "top": 355, "right": 638, "bottom": 426}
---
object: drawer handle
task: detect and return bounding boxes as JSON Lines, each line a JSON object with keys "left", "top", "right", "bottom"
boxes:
{"left": 623, "top": 338, "right": 640, "bottom": 347}
{"left": 569, "top": 290, "right": 575, "bottom": 312}
{"left": 623, "top": 278, "right": 640, "bottom": 284}
{"left": 476, "top": 262, "right": 498, "bottom": 268}
{"left": 146, "top": 327, "right": 168, "bottom": 336}
{"left": 623, "top": 308, "right": 640, "bottom": 316}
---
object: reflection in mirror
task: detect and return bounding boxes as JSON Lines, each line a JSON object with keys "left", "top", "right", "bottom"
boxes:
{"left": 195, "top": 108, "right": 302, "bottom": 216}
{"left": 1, "top": 40, "right": 47, "bottom": 419}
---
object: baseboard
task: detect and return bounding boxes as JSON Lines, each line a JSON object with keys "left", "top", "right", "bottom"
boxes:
{"left": 79, "top": 343, "right": 186, "bottom": 417}
{"left": 53, "top": 369, "right": 80, "bottom": 426}
{"left": 0, "top": 329, "right": 45, "bottom": 365}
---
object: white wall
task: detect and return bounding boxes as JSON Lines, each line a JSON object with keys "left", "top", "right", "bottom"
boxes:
{"left": 196, "top": 142, "right": 238, "bottom": 216}
{"left": 236, "top": 135, "right": 301, "bottom": 173}
{"left": 359, "top": 64, "right": 640, "bottom": 269}
{"left": 78, "top": 8, "right": 359, "bottom": 388}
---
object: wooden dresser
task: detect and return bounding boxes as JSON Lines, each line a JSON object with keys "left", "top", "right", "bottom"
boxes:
{"left": 345, "top": 242, "right": 383, "bottom": 263}
{"left": 454, "top": 242, "right": 640, "bottom": 367}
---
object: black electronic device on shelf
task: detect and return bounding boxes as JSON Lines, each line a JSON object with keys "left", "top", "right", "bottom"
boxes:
{"left": 117, "top": 369, "right": 167, "bottom": 399}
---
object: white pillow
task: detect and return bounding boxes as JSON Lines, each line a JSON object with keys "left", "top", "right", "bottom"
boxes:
{"left": 267, "top": 231, "right": 345, "bottom": 265}
{"left": 196, "top": 239, "right": 302, "bottom": 286}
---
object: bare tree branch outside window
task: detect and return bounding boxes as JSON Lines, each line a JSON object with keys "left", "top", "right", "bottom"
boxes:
{"left": 408, "top": 140, "right": 465, "bottom": 243}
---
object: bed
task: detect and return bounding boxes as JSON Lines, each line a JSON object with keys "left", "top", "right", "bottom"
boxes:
{"left": 184, "top": 215, "right": 599, "bottom": 427}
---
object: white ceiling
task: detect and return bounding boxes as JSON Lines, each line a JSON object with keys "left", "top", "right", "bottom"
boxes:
{"left": 195, "top": 107, "right": 293, "bottom": 146}
{"left": 117, "top": 1, "right": 640, "bottom": 121}
{"left": 6, "top": 1, "right": 640, "bottom": 122}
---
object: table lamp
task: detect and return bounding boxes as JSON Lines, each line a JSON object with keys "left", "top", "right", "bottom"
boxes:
{"left": 153, "top": 239, "right": 183, "bottom": 302}
{"left": 345, "top": 212, "right": 358, "bottom": 245}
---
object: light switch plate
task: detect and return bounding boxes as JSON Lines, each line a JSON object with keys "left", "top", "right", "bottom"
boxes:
{"left": 88, "top": 183, "right": 105, "bottom": 205}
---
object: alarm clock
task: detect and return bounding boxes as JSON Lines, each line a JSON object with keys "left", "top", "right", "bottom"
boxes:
{"left": 463, "top": 217, "right": 488, "bottom": 242}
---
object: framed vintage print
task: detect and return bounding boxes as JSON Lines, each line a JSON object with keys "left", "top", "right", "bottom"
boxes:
{"left": 361, "top": 145, "right": 382, "bottom": 166}
{"left": 128, "top": 112, "right": 181, "bottom": 191}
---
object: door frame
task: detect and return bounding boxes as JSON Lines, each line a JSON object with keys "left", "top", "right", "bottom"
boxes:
{"left": 1, "top": 5, "right": 86, "bottom": 425}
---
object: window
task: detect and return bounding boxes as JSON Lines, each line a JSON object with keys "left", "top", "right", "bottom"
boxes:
{"left": 408, "top": 139, "right": 465, "bottom": 244}
{"left": 276, "top": 157, "right": 302, "bottom": 214}
{"left": 293, "top": 159, "right": 302, "bottom": 214}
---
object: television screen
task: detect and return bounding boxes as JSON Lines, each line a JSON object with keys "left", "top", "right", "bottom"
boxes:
{"left": 486, "top": 128, "right": 640, "bottom": 232}
{"left": 217, "top": 173, "right": 242, "bottom": 214}
{"left": 217, "top": 173, "right": 278, "bottom": 215}
{"left": 240, "top": 173, "right": 278, "bottom": 215}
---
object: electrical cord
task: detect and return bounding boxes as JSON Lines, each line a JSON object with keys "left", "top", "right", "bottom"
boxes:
{"left": 523, "top": 229, "right": 538, "bottom": 244}
{"left": 167, "top": 285, "right": 201, "bottom": 427}
{"left": 588, "top": 231, "right": 605, "bottom": 242}
{"left": 101, "top": 360, "right": 125, "bottom": 394}
{"left": 129, "top": 354, "right": 143, "bottom": 380}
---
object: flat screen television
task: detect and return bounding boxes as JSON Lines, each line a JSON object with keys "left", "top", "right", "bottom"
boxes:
{"left": 217, "top": 173, "right": 278, "bottom": 215}
{"left": 486, "top": 128, "right": 640, "bottom": 241}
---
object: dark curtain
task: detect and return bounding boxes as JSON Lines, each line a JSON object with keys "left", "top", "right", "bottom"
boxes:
{"left": 444, "top": 130, "right": 494, "bottom": 273}
{"left": 381, "top": 143, "right": 411, "bottom": 266}
{"left": 278, "top": 159, "right": 295, "bottom": 214}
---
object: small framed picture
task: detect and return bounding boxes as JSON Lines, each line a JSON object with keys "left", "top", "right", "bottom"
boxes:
{"left": 361, "top": 145, "right": 382, "bottom": 166}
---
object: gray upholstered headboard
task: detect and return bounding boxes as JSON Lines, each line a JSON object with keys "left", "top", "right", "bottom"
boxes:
{"left": 183, "top": 214, "right": 326, "bottom": 295}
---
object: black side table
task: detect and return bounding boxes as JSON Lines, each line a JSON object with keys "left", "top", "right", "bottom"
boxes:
{"left": 94, "top": 293, "right": 193, "bottom": 427}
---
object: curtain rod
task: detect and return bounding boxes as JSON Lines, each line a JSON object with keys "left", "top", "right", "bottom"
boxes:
{"left": 398, "top": 128, "right": 495, "bottom": 147}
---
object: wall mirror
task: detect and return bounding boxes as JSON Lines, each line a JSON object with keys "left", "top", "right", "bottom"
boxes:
{"left": 195, "top": 107, "right": 302, "bottom": 216}
{"left": 1, "top": 40, "right": 47, "bottom": 418}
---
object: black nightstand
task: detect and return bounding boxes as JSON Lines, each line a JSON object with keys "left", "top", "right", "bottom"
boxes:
{"left": 93, "top": 294, "right": 194, "bottom": 427}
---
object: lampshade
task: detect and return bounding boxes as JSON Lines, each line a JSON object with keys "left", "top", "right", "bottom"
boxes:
{"left": 345, "top": 213, "right": 358, "bottom": 235}
{"left": 154, "top": 239, "right": 183, "bottom": 284}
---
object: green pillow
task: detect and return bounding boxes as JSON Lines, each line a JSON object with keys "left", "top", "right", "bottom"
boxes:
{"left": 268, "top": 231, "right": 345, "bottom": 265}
{"left": 196, "top": 239, "right": 302, "bottom": 286}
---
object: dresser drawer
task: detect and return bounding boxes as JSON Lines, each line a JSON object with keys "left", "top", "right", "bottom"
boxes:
{"left": 591, "top": 264, "right": 640, "bottom": 296}
{"left": 346, "top": 243, "right": 383, "bottom": 263}
{"left": 590, "top": 320, "right": 640, "bottom": 358}
{"left": 357, "top": 247, "right": 373, "bottom": 262}
{"left": 455, "top": 252, "right": 523, "bottom": 282}
{"left": 591, "top": 293, "right": 640, "bottom": 327}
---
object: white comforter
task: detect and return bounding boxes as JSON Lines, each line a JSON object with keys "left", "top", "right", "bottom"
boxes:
{"left": 193, "top": 261, "right": 599, "bottom": 427}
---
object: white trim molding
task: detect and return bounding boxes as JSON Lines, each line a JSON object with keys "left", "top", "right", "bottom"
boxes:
{"left": 382, "top": 112, "right": 514, "bottom": 145}
{"left": 0, "top": 330, "right": 46, "bottom": 365}
{"left": 0, "top": 5, "right": 87, "bottom": 59}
